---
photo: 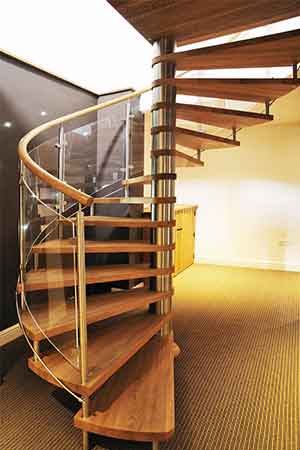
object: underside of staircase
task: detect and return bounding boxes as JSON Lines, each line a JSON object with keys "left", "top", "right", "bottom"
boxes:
{"left": 17, "top": 2, "right": 300, "bottom": 449}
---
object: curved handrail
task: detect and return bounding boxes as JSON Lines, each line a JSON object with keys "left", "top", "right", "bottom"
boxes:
{"left": 18, "top": 87, "right": 151, "bottom": 206}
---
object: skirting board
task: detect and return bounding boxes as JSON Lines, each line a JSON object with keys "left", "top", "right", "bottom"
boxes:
{"left": 0, "top": 324, "right": 22, "bottom": 347}
{"left": 195, "top": 256, "right": 300, "bottom": 272}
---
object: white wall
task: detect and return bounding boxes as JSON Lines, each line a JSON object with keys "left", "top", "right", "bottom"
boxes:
{"left": 0, "top": 0, "right": 152, "bottom": 94}
{"left": 176, "top": 88, "right": 300, "bottom": 271}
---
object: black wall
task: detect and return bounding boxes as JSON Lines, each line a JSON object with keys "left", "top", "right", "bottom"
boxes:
{"left": 0, "top": 53, "right": 97, "bottom": 330}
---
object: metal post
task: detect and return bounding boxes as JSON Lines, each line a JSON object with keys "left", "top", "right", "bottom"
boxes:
{"left": 293, "top": 63, "right": 298, "bottom": 80}
{"left": 90, "top": 203, "right": 94, "bottom": 217}
{"left": 33, "top": 340, "right": 40, "bottom": 362}
{"left": 58, "top": 126, "right": 66, "bottom": 239}
{"left": 77, "top": 207, "right": 89, "bottom": 450}
{"left": 19, "top": 163, "right": 26, "bottom": 310}
{"left": 151, "top": 38, "right": 176, "bottom": 336}
{"left": 124, "top": 102, "right": 131, "bottom": 197}
{"left": 77, "top": 208, "right": 88, "bottom": 384}
{"left": 232, "top": 127, "right": 237, "bottom": 141}
{"left": 82, "top": 396, "right": 89, "bottom": 450}
{"left": 265, "top": 101, "right": 270, "bottom": 116}
{"left": 34, "top": 253, "right": 39, "bottom": 270}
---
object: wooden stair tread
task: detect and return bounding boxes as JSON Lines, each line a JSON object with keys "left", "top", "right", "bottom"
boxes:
{"left": 122, "top": 175, "right": 152, "bottom": 186}
{"left": 21, "top": 264, "right": 174, "bottom": 292}
{"left": 159, "top": 78, "right": 300, "bottom": 103}
{"left": 61, "top": 215, "right": 176, "bottom": 228}
{"left": 107, "top": 0, "right": 300, "bottom": 46}
{"left": 93, "top": 197, "right": 176, "bottom": 204}
{"left": 74, "top": 335, "right": 174, "bottom": 442}
{"left": 176, "top": 127, "right": 240, "bottom": 150}
{"left": 175, "top": 149, "right": 204, "bottom": 167}
{"left": 21, "top": 288, "right": 171, "bottom": 341}
{"left": 154, "top": 28, "right": 300, "bottom": 70}
{"left": 32, "top": 239, "right": 175, "bottom": 254}
{"left": 28, "top": 311, "right": 172, "bottom": 396}
{"left": 176, "top": 103, "right": 273, "bottom": 129}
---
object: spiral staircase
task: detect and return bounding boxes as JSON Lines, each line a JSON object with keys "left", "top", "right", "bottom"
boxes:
{"left": 17, "top": 2, "right": 300, "bottom": 449}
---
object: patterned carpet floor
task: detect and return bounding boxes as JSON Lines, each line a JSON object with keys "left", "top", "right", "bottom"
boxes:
{"left": 1, "top": 264, "right": 299, "bottom": 450}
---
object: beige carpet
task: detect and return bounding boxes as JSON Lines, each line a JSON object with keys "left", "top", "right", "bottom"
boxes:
{"left": 1, "top": 264, "right": 299, "bottom": 450}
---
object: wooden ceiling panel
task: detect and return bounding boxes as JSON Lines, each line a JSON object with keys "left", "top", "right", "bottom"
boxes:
{"left": 107, "top": 0, "right": 300, "bottom": 45}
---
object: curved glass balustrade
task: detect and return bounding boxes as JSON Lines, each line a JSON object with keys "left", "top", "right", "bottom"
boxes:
{"left": 16, "top": 90, "right": 149, "bottom": 399}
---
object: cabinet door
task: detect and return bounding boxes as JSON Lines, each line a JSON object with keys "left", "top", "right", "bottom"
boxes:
{"left": 175, "top": 210, "right": 184, "bottom": 275}
{"left": 182, "top": 208, "right": 196, "bottom": 269}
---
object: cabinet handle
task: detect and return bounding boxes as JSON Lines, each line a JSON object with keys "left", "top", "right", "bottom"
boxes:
{"left": 177, "top": 227, "right": 183, "bottom": 231}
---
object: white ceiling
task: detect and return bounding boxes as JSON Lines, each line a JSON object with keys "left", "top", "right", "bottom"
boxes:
{"left": 0, "top": 2, "right": 299, "bottom": 97}
{"left": 0, "top": 0, "right": 152, "bottom": 95}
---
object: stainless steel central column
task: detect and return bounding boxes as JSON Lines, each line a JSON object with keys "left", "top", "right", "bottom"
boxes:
{"left": 151, "top": 38, "right": 176, "bottom": 336}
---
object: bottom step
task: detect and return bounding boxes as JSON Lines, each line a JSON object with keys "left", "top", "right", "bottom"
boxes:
{"left": 74, "top": 336, "right": 175, "bottom": 442}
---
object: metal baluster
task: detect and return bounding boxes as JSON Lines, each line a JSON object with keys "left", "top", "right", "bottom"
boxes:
{"left": 77, "top": 206, "right": 89, "bottom": 450}
{"left": 125, "top": 101, "right": 131, "bottom": 197}
{"left": 57, "top": 125, "right": 66, "bottom": 237}
{"left": 19, "top": 163, "right": 26, "bottom": 310}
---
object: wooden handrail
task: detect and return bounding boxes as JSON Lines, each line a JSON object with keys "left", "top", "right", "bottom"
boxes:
{"left": 18, "top": 87, "right": 151, "bottom": 206}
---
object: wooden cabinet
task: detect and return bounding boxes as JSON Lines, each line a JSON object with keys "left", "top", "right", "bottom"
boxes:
{"left": 174, "top": 205, "right": 197, "bottom": 276}
{"left": 143, "top": 204, "right": 197, "bottom": 276}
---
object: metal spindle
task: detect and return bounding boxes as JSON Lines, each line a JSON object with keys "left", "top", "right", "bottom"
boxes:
{"left": 77, "top": 206, "right": 89, "bottom": 450}
{"left": 33, "top": 340, "right": 40, "bottom": 362}
{"left": 77, "top": 207, "right": 88, "bottom": 384}
{"left": 82, "top": 396, "right": 89, "bottom": 450}
{"left": 57, "top": 126, "right": 66, "bottom": 239}
{"left": 125, "top": 102, "right": 131, "bottom": 197}
{"left": 293, "top": 63, "right": 298, "bottom": 80}
{"left": 19, "top": 163, "right": 26, "bottom": 310}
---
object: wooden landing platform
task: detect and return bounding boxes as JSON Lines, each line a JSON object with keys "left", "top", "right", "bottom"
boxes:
{"left": 74, "top": 336, "right": 175, "bottom": 442}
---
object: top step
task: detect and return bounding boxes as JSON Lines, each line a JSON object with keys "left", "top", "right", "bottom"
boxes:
{"left": 107, "top": 0, "right": 300, "bottom": 46}
{"left": 153, "top": 29, "right": 300, "bottom": 71}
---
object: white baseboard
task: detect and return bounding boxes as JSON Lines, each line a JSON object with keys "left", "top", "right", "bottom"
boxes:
{"left": 195, "top": 256, "right": 300, "bottom": 272}
{"left": 0, "top": 324, "right": 22, "bottom": 347}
